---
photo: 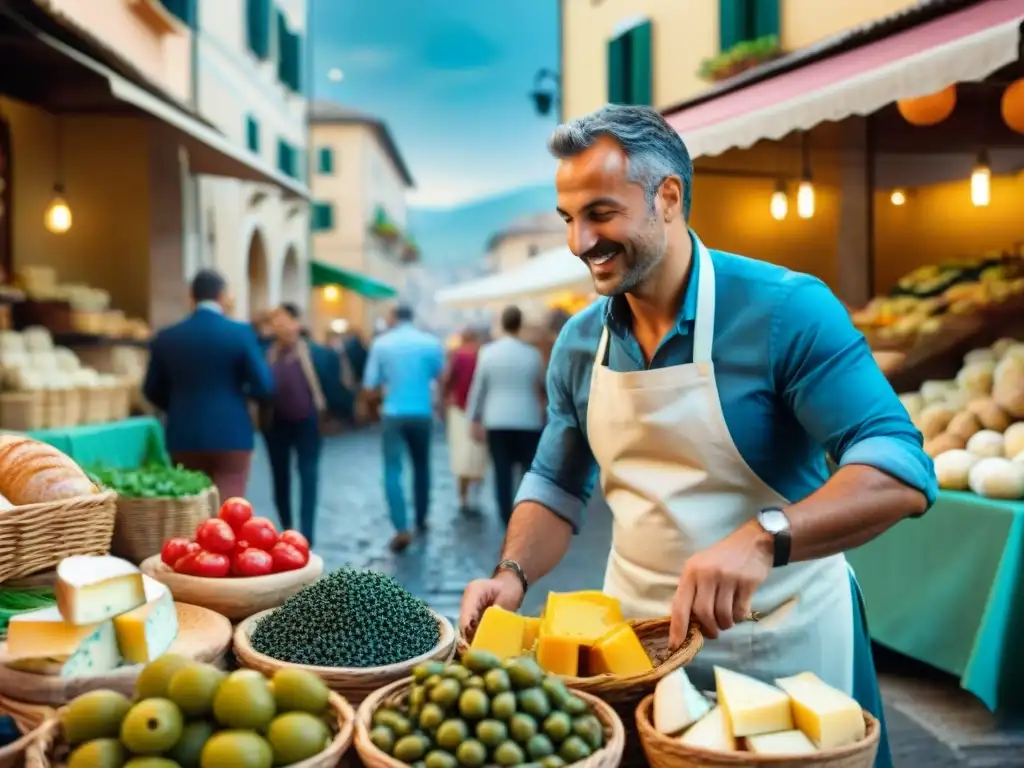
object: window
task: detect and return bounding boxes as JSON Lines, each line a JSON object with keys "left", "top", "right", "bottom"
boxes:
{"left": 246, "top": 116, "right": 260, "bottom": 154}
{"left": 162, "top": 0, "right": 196, "bottom": 27}
{"left": 719, "top": 0, "right": 779, "bottom": 50}
{"left": 246, "top": 0, "right": 272, "bottom": 59}
{"left": 607, "top": 20, "right": 652, "bottom": 106}
{"left": 276, "top": 10, "right": 303, "bottom": 92}
{"left": 317, "top": 147, "right": 334, "bottom": 175}
{"left": 277, "top": 140, "right": 297, "bottom": 178}
{"left": 311, "top": 202, "right": 334, "bottom": 232}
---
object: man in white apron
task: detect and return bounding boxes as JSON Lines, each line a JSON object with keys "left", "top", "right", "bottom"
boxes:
{"left": 460, "top": 106, "right": 938, "bottom": 767}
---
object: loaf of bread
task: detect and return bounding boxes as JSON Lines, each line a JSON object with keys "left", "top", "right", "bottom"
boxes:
{"left": 0, "top": 436, "right": 97, "bottom": 506}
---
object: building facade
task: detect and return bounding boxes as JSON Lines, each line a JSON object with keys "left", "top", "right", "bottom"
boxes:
{"left": 308, "top": 102, "right": 416, "bottom": 338}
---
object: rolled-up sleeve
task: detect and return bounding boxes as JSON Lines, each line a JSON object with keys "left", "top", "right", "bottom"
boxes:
{"left": 771, "top": 276, "right": 938, "bottom": 509}
{"left": 514, "top": 333, "right": 598, "bottom": 532}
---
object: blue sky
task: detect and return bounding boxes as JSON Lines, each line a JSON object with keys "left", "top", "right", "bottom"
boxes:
{"left": 309, "top": 0, "right": 561, "bottom": 209}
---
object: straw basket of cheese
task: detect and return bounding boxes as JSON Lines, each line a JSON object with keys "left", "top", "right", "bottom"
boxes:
{"left": 354, "top": 654, "right": 624, "bottom": 768}
{"left": 0, "top": 437, "right": 117, "bottom": 582}
{"left": 27, "top": 659, "right": 354, "bottom": 767}
{"left": 235, "top": 567, "right": 456, "bottom": 705}
{"left": 0, "top": 555, "right": 233, "bottom": 707}
{"left": 636, "top": 666, "right": 879, "bottom": 768}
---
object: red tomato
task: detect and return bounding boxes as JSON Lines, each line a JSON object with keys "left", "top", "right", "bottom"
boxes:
{"left": 195, "top": 519, "right": 236, "bottom": 555}
{"left": 234, "top": 547, "right": 274, "bottom": 577}
{"left": 218, "top": 497, "right": 253, "bottom": 531}
{"left": 270, "top": 541, "right": 308, "bottom": 572}
{"left": 160, "top": 537, "right": 192, "bottom": 567}
{"left": 238, "top": 517, "right": 278, "bottom": 552}
{"left": 173, "top": 551, "right": 200, "bottom": 575}
{"left": 279, "top": 530, "right": 310, "bottom": 555}
{"left": 190, "top": 550, "right": 231, "bottom": 578}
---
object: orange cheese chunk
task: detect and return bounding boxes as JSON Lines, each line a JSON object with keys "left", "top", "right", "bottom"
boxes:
{"left": 543, "top": 592, "right": 621, "bottom": 644}
{"left": 470, "top": 606, "right": 525, "bottom": 660}
{"left": 587, "top": 622, "right": 653, "bottom": 677}
{"left": 562, "top": 591, "right": 625, "bottom": 623}
{"left": 522, "top": 616, "right": 542, "bottom": 652}
{"left": 536, "top": 634, "right": 580, "bottom": 676}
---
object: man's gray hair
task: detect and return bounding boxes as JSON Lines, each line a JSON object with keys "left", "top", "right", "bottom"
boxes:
{"left": 548, "top": 104, "right": 693, "bottom": 219}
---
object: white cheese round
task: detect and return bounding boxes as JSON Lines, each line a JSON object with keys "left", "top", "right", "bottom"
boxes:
{"left": 966, "top": 429, "right": 1005, "bottom": 458}
{"left": 968, "top": 457, "right": 1024, "bottom": 500}
{"left": 934, "top": 450, "right": 978, "bottom": 491}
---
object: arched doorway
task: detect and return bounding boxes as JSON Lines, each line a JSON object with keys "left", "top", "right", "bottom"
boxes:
{"left": 246, "top": 230, "right": 269, "bottom": 318}
{"left": 280, "top": 246, "right": 301, "bottom": 306}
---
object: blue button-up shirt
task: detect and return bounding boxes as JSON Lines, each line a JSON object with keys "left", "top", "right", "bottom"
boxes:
{"left": 363, "top": 323, "right": 445, "bottom": 418}
{"left": 516, "top": 235, "right": 938, "bottom": 532}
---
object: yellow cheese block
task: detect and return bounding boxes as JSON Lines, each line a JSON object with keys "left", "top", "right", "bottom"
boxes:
{"left": 679, "top": 706, "right": 736, "bottom": 751}
{"left": 7, "top": 606, "right": 103, "bottom": 659}
{"left": 715, "top": 666, "right": 793, "bottom": 737}
{"left": 470, "top": 606, "right": 526, "bottom": 660}
{"left": 113, "top": 575, "right": 179, "bottom": 664}
{"left": 543, "top": 592, "right": 620, "bottom": 644}
{"left": 587, "top": 622, "right": 653, "bottom": 677}
{"left": 776, "top": 672, "right": 866, "bottom": 749}
{"left": 56, "top": 555, "right": 146, "bottom": 626}
{"left": 536, "top": 634, "right": 579, "bottom": 676}
{"left": 745, "top": 729, "right": 818, "bottom": 755}
{"left": 562, "top": 591, "right": 625, "bottom": 623}
{"left": 522, "top": 617, "right": 541, "bottom": 652}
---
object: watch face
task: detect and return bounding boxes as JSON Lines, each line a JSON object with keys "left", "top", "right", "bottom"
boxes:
{"left": 759, "top": 508, "right": 789, "bottom": 534}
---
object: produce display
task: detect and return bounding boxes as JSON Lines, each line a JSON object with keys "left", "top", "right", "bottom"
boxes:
{"left": 250, "top": 568, "right": 441, "bottom": 668}
{"left": 652, "top": 666, "right": 867, "bottom": 755}
{"left": 160, "top": 497, "right": 311, "bottom": 578}
{"left": 471, "top": 590, "right": 652, "bottom": 678}
{"left": 89, "top": 464, "right": 213, "bottom": 499}
{"left": 369, "top": 652, "right": 606, "bottom": 767}
{"left": 899, "top": 338, "right": 1024, "bottom": 499}
{"left": 59, "top": 655, "right": 335, "bottom": 767}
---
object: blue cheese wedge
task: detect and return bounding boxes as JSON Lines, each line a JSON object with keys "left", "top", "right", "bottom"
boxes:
{"left": 654, "top": 668, "right": 712, "bottom": 735}
{"left": 6, "top": 607, "right": 121, "bottom": 678}
{"left": 56, "top": 555, "right": 146, "bottom": 625}
{"left": 113, "top": 575, "right": 178, "bottom": 664}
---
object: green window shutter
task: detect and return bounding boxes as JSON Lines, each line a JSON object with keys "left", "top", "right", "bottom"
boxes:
{"left": 607, "top": 34, "right": 626, "bottom": 104}
{"left": 276, "top": 11, "right": 302, "bottom": 90}
{"left": 754, "top": 0, "right": 779, "bottom": 38}
{"left": 718, "top": 0, "right": 749, "bottom": 50}
{"left": 627, "top": 22, "right": 652, "bottom": 106}
{"left": 277, "top": 140, "right": 295, "bottom": 177}
{"left": 162, "top": 0, "right": 196, "bottom": 27}
{"left": 317, "top": 148, "right": 333, "bottom": 174}
{"left": 246, "top": 0, "right": 271, "bottom": 59}
{"left": 290, "top": 33, "right": 304, "bottom": 92}
{"left": 312, "top": 202, "right": 333, "bottom": 231}
{"left": 246, "top": 116, "right": 260, "bottom": 153}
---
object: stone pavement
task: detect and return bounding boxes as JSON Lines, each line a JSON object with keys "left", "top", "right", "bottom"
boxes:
{"left": 245, "top": 427, "right": 1024, "bottom": 767}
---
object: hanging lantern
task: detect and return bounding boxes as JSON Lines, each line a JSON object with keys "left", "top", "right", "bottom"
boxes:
{"left": 1000, "top": 78, "right": 1024, "bottom": 135}
{"left": 897, "top": 85, "right": 956, "bottom": 126}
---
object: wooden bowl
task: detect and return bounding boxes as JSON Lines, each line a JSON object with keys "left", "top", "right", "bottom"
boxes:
{"left": 635, "top": 693, "right": 881, "bottom": 768}
{"left": 140, "top": 553, "right": 324, "bottom": 620}
{"left": 235, "top": 608, "right": 456, "bottom": 705}
{"left": 355, "top": 677, "right": 625, "bottom": 768}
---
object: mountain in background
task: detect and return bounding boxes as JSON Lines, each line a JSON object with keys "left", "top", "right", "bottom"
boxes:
{"left": 407, "top": 182, "right": 557, "bottom": 268}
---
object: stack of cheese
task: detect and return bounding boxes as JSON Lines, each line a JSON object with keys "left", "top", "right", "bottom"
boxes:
{"left": 653, "top": 666, "right": 866, "bottom": 756}
{"left": 470, "top": 590, "right": 654, "bottom": 678}
{"left": 4, "top": 555, "right": 178, "bottom": 678}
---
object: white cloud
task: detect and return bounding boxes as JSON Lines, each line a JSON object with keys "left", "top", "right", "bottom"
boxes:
{"left": 407, "top": 160, "right": 557, "bottom": 209}
{"left": 344, "top": 46, "right": 399, "bottom": 71}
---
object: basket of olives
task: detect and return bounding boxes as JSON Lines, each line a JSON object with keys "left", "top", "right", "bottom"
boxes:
{"left": 354, "top": 652, "right": 625, "bottom": 768}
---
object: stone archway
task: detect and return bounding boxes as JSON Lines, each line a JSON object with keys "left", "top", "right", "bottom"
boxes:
{"left": 280, "top": 246, "right": 302, "bottom": 306}
{"left": 246, "top": 230, "right": 269, "bottom": 318}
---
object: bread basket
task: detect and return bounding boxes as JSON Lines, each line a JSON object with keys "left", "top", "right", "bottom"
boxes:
{"left": 635, "top": 693, "right": 881, "bottom": 768}
{"left": 111, "top": 485, "right": 218, "bottom": 564}
{"left": 235, "top": 608, "right": 457, "bottom": 704}
{"left": 355, "top": 677, "right": 625, "bottom": 768}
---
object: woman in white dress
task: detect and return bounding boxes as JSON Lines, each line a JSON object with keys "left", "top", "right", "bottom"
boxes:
{"left": 442, "top": 329, "right": 487, "bottom": 511}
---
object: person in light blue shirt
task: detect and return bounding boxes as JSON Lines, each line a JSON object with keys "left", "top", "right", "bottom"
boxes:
{"left": 459, "top": 105, "right": 938, "bottom": 768}
{"left": 363, "top": 305, "right": 445, "bottom": 552}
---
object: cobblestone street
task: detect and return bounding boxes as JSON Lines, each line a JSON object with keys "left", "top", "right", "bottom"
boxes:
{"left": 245, "top": 427, "right": 1024, "bottom": 767}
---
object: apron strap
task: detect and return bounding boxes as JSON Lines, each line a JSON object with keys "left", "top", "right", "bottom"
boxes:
{"left": 692, "top": 239, "right": 716, "bottom": 364}
{"left": 594, "top": 326, "right": 611, "bottom": 371}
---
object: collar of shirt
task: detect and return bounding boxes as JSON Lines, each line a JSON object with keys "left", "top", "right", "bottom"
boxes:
{"left": 603, "top": 229, "right": 701, "bottom": 341}
{"left": 196, "top": 301, "right": 223, "bottom": 315}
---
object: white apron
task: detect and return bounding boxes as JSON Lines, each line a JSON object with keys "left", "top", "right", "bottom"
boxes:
{"left": 586, "top": 240, "right": 855, "bottom": 694}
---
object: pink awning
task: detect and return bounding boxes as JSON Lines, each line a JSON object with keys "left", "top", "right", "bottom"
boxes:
{"left": 666, "top": 0, "right": 1024, "bottom": 159}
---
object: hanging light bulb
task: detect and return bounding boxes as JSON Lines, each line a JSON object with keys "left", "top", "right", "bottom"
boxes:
{"left": 44, "top": 186, "right": 72, "bottom": 234}
{"left": 890, "top": 189, "right": 907, "bottom": 206}
{"left": 970, "top": 150, "right": 990, "bottom": 207}
{"left": 770, "top": 181, "right": 787, "bottom": 221}
{"left": 797, "top": 178, "right": 815, "bottom": 219}
{"left": 323, "top": 285, "right": 340, "bottom": 301}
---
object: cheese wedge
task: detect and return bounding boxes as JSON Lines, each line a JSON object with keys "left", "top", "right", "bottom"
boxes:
{"left": 56, "top": 555, "right": 146, "bottom": 626}
{"left": 587, "top": 623, "right": 653, "bottom": 677}
{"left": 6, "top": 607, "right": 121, "bottom": 678}
{"left": 679, "top": 706, "right": 736, "bottom": 751}
{"left": 746, "top": 729, "right": 817, "bottom": 755}
{"left": 543, "top": 592, "right": 620, "bottom": 644}
{"left": 522, "top": 617, "right": 542, "bottom": 652}
{"left": 715, "top": 666, "right": 793, "bottom": 737}
{"left": 776, "top": 672, "right": 866, "bottom": 749}
{"left": 113, "top": 575, "right": 178, "bottom": 664}
{"left": 471, "top": 606, "right": 526, "bottom": 660}
{"left": 654, "top": 668, "right": 712, "bottom": 735}
{"left": 536, "top": 634, "right": 580, "bottom": 676}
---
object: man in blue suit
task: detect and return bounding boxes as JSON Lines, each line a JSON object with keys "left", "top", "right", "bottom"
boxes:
{"left": 144, "top": 269, "right": 274, "bottom": 501}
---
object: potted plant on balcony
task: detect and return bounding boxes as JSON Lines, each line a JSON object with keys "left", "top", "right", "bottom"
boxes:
{"left": 698, "top": 35, "right": 782, "bottom": 83}
{"left": 369, "top": 206, "right": 401, "bottom": 244}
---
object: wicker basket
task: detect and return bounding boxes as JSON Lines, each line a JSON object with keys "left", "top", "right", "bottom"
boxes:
{"left": 355, "top": 678, "right": 625, "bottom": 768}
{"left": 78, "top": 385, "right": 114, "bottom": 424}
{"left": 109, "top": 380, "right": 131, "bottom": 421}
{"left": 0, "top": 491, "right": 117, "bottom": 583}
{"left": 635, "top": 693, "right": 880, "bottom": 768}
{"left": 0, "top": 697, "right": 56, "bottom": 768}
{"left": 40, "top": 390, "right": 80, "bottom": 429}
{"left": 109, "top": 485, "right": 218, "bottom": 564}
{"left": 0, "top": 392, "right": 44, "bottom": 431}
{"left": 24, "top": 691, "right": 355, "bottom": 768}
{"left": 235, "top": 609, "right": 457, "bottom": 705}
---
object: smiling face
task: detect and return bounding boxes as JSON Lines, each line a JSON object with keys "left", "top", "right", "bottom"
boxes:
{"left": 555, "top": 136, "right": 669, "bottom": 296}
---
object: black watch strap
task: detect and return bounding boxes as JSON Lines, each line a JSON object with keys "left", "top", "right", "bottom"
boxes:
{"left": 493, "top": 560, "right": 529, "bottom": 595}
{"left": 773, "top": 529, "right": 792, "bottom": 568}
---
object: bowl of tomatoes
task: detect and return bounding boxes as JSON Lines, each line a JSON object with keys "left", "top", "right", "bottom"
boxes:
{"left": 139, "top": 496, "right": 324, "bottom": 621}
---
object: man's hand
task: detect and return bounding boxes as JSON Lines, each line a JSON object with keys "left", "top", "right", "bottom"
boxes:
{"left": 459, "top": 570, "right": 525, "bottom": 639}
{"left": 669, "top": 520, "right": 773, "bottom": 647}
{"left": 470, "top": 421, "right": 486, "bottom": 444}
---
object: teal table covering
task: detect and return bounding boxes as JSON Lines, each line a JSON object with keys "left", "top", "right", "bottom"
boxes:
{"left": 846, "top": 490, "right": 1024, "bottom": 713}
{"left": 28, "top": 416, "right": 170, "bottom": 469}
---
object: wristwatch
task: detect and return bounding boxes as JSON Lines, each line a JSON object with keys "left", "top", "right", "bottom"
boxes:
{"left": 493, "top": 560, "right": 529, "bottom": 596}
{"left": 757, "top": 507, "right": 792, "bottom": 568}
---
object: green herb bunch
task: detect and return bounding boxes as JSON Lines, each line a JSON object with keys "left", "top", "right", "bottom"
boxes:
{"left": 87, "top": 464, "right": 213, "bottom": 499}
{"left": 0, "top": 588, "right": 55, "bottom": 636}
{"left": 250, "top": 568, "right": 441, "bottom": 668}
